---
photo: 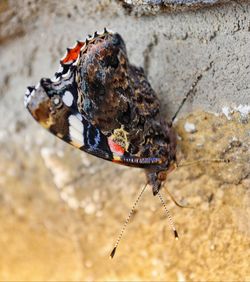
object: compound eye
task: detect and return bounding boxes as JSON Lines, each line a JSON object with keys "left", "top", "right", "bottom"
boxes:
{"left": 52, "top": 95, "right": 63, "bottom": 108}
{"left": 157, "top": 171, "right": 167, "bottom": 182}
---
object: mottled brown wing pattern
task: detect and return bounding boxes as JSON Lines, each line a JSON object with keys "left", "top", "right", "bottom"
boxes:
{"left": 24, "top": 29, "right": 177, "bottom": 195}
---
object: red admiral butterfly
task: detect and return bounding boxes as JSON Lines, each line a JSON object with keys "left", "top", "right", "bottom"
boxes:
{"left": 25, "top": 29, "right": 179, "bottom": 257}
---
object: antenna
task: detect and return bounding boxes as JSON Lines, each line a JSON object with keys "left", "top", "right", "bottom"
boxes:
{"left": 171, "top": 74, "right": 202, "bottom": 123}
{"left": 110, "top": 183, "right": 148, "bottom": 259}
{"left": 163, "top": 158, "right": 233, "bottom": 209}
{"left": 157, "top": 191, "right": 179, "bottom": 240}
{"left": 164, "top": 186, "right": 194, "bottom": 209}
{"left": 177, "top": 158, "right": 231, "bottom": 168}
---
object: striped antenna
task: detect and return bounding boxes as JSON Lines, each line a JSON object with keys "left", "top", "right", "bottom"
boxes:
{"left": 171, "top": 74, "right": 202, "bottom": 123}
{"left": 157, "top": 191, "right": 179, "bottom": 240}
{"left": 110, "top": 183, "right": 148, "bottom": 259}
{"left": 177, "top": 158, "right": 231, "bottom": 168}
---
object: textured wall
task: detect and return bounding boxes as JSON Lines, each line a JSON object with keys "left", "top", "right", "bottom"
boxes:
{"left": 120, "top": 0, "right": 232, "bottom": 14}
{"left": 0, "top": 0, "right": 249, "bottom": 280}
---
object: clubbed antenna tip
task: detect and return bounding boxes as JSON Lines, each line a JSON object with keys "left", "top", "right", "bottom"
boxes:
{"left": 157, "top": 191, "right": 179, "bottom": 241}
{"left": 110, "top": 247, "right": 117, "bottom": 259}
{"left": 109, "top": 183, "right": 148, "bottom": 259}
{"left": 174, "top": 230, "right": 179, "bottom": 240}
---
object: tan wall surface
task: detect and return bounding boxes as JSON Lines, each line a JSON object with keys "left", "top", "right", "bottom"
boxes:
{"left": 0, "top": 1, "right": 249, "bottom": 281}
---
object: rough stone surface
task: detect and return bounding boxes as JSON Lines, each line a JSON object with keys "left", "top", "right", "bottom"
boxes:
{"left": 0, "top": 0, "right": 249, "bottom": 281}
{"left": 120, "top": 0, "right": 232, "bottom": 14}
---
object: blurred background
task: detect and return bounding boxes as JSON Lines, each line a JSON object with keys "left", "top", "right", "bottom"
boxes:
{"left": 0, "top": 0, "right": 249, "bottom": 280}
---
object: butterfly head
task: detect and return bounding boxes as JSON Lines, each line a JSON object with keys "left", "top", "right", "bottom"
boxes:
{"left": 145, "top": 123, "right": 177, "bottom": 196}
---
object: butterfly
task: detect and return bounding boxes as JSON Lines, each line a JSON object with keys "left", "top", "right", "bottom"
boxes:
{"left": 24, "top": 28, "right": 179, "bottom": 257}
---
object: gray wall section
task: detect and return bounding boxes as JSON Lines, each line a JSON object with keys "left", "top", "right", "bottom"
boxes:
{"left": 0, "top": 0, "right": 249, "bottom": 126}
{"left": 120, "top": 0, "right": 232, "bottom": 14}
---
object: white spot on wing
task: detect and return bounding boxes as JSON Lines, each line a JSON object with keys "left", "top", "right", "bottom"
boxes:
{"left": 69, "top": 115, "right": 83, "bottom": 132}
{"left": 68, "top": 115, "right": 84, "bottom": 146}
{"left": 63, "top": 91, "right": 74, "bottom": 107}
{"left": 69, "top": 126, "right": 84, "bottom": 147}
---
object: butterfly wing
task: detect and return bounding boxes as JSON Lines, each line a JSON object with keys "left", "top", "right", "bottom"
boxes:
{"left": 25, "top": 79, "right": 161, "bottom": 167}
{"left": 25, "top": 30, "right": 174, "bottom": 169}
{"left": 73, "top": 31, "right": 175, "bottom": 165}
